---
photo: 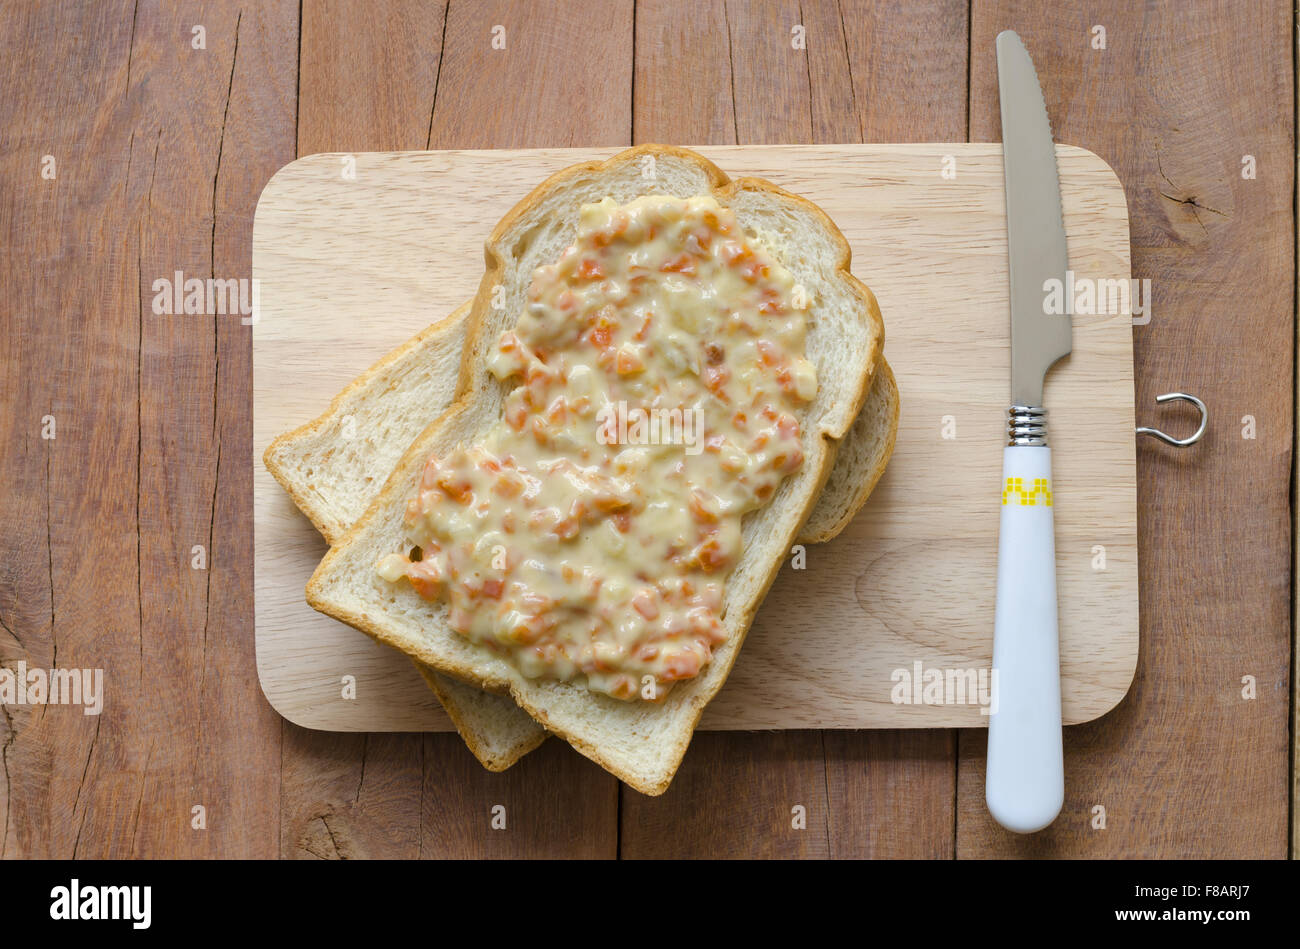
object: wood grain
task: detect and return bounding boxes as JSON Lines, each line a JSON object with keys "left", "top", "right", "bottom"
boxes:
{"left": 298, "top": 0, "right": 447, "bottom": 155}
{"left": 429, "top": 0, "right": 633, "bottom": 148}
{"left": 0, "top": 0, "right": 296, "bottom": 857}
{"left": 284, "top": 0, "right": 629, "bottom": 858}
{"left": 810, "top": 0, "right": 967, "bottom": 861}
{"left": 0, "top": 0, "right": 1289, "bottom": 860}
{"left": 958, "top": 0, "right": 1293, "bottom": 858}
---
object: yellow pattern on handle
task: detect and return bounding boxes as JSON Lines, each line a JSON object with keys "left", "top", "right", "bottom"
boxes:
{"left": 1002, "top": 476, "right": 1053, "bottom": 506}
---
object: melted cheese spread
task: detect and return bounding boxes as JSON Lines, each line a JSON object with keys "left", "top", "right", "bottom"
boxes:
{"left": 377, "top": 194, "right": 816, "bottom": 700}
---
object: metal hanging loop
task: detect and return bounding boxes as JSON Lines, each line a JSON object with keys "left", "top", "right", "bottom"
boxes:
{"left": 1135, "top": 392, "right": 1207, "bottom": 447}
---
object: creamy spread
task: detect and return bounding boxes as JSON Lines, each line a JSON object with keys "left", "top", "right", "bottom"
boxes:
{"left": 377, "top": 194, "right": 816, "bottom": 700}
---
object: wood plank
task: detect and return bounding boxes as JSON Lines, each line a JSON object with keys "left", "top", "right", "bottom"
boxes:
{"left": 127, "top": 0, "right": 297, "bottom": 859}
{"left": 623, "top": 0, "right": 967, "bottom": 857}
{"left": 815, "top": 0, "right": 966, "bottom": 861}
{"left": 0, "top": 0, "right": 128, "bottom": 859}
{"left": 429, "top": 0, "right": 633, "bottom": 148}
{"left": 0, "top": 1, "right": 296, "bottom": 856}
{"left": 204, "top": 0, "right": 300, "bottom": 858}
{"left": 280, "top": 729, "right": 422, "bottom": 858}
{"left": 619, "top": 732, "right": 831, "bottom": 858}
{"left": 291, "top": 0, "right": 629, "bottom": 858}
{"left": 298, "top": 0, "right": 446, "bottom": 155}
{"left": 419, "top": 734, "right": 617, "bottom": 858}
{"left": 1295, "top": 4, "right": 1300, "bottom": 862}
{"left": 959, "top": 0, "right": 1293, "bottom": 857}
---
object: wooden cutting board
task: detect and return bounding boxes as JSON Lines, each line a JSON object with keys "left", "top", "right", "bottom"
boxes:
{"left": 252, "top": 144, "right": 1137, "bottom": 732}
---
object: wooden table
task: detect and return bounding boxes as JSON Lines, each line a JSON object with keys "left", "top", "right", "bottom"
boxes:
{"left": 0, "top": 0, "right": 1291, "bottom": 859}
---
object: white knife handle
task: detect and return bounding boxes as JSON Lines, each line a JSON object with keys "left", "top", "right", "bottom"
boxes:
{"left": 986, "top": 444, "right": 1064, "bottom": 833}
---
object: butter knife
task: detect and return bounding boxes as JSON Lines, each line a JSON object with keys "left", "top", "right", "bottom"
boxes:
{"left": 985, "top": 30, "right": 1071, "bottom": 835}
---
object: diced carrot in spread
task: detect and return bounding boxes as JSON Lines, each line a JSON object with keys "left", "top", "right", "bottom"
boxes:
{"left": 589, "top": 320, "right": 613, "bottom": 349}
{"left": 688, "top": 488, "right": 719, "bottom": 523}
{"left": 695, "top": 538, "right": 729, "bottom": 573}
{"left": 494, "top": 470, "right": 524, "bottom": 497}
{"left": 632, "top": 590, "right": 659, "bottom": 620}
{"left": 704, "top": 364, "right": 730, "bottom": 396}
{"left": 529, "top": 509, "right": 560, "bottom": 531}
{"left": 615, "top": 347, "right": 643, "bottom": 375}
{"left": 519, "top": 590, "right": 552, "bottom": 613}
{"left": 408, "top": 572, "right": 441, "bottom": 600}
{"left": 607, "top": 676, "right": 637, "bottom": 700}
{"left": 659, "top": 651, "right": 702, "bottom": 681}
{"left": 660, "top": 252, "right": 696, "bottom": 275}
{"left": 774, "top": 447, "right": 803, "bottom": 472}
{"left": 721, "top": 241, "right": 750, "bottom": 264}
{"left": 436, "top": 473, "right": 473, "bottom": 504}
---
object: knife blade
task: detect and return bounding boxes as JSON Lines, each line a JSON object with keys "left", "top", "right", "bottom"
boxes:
{"left": 998, "top": 30, "right": 1072, "bottom": 406}
{"left": 985, "top": 29, "right": 1070, "bottom": 835}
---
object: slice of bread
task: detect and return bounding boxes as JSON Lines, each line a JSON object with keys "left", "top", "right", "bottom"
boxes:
{"left": 264, "top": 314, "right": 896, "bottom": 769}
{"left": 304, "top": 145, "right": 885, "bottom": 793}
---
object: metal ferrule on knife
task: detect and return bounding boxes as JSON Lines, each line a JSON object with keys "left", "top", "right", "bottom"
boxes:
{"left": 1007, "top": 405, "right": 1048, "bottom": 446}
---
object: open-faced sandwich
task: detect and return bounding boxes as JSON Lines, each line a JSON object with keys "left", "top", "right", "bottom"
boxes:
{"left": 267, "top": 145, "right": 893, "bottom": 793}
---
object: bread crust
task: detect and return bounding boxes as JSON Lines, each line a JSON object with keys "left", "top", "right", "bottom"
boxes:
{"left": 263, "top": 304, "right": 472, "bottom": 546}
{"left": 798, "top": 360, "right": 900, "bottom": 544}
{"left": 305, "top": 144, "right": 885, "bottom": 794}
{"left": 413, "top": 660, "right": 548, "bottom": 771}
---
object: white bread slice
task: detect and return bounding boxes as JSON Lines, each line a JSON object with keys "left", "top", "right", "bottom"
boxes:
{"left": 305, "top": 145, "right": 885, "bottom": 794}
{"left": 263, "top": 313, "right": 896, "bottom": 768}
